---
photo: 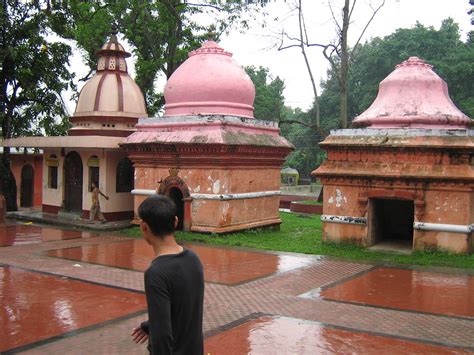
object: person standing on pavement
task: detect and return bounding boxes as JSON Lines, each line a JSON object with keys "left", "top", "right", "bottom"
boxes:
{"left": 131, "top": 194, "right": 204, "bottom": 355}
{"left": 90, "top": 181, "right": 109, "bottom": 223}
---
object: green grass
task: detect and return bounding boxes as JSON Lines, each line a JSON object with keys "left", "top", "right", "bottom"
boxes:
{"left": 297, "top": 200, "right": 322, "bottom": 205}
{"left": 122, "top": 212, "right": 474, "bottom": 269}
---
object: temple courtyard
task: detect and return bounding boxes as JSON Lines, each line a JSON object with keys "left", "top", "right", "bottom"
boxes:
{"left": 1, "top": 220, "right": 474, "bottom": 354}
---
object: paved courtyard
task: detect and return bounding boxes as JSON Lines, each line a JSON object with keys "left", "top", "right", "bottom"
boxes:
{"left": 1, "top": 222, "right": 474, "bottom": 354}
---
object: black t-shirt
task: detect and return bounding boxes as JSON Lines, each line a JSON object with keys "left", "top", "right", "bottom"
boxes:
{"left": 142, "top": 248, "right": 204, "bottom": 355}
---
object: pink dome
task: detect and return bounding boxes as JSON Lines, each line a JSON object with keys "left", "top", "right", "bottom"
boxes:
{"left": 352, "top": 57, "right": 471, "bottom": 129}
{"left": 163, "top": 41, "right": 256, "bottom": 118}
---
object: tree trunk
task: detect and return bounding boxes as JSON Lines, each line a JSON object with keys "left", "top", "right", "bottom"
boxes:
{"left": 339, "top": 0, "right": 350, "bottom": 129}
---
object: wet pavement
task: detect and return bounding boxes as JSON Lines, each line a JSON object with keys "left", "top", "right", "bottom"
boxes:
{"left": 0, "top": 266, "right": 146, "bottom": 352}
{"left": 1, "top": 222, "right": 474, "bottom": 354}
{"left": 0, "top": 224, "right": 94, "bottom": 247}
{"left": 205, "top": 316, "right": 469, "bottom": 354}
{"left": 318, "top": 267, "right": 474, "bottom": 318}
{"left": 45, "top": 239, "right": 316, "bottom": 285}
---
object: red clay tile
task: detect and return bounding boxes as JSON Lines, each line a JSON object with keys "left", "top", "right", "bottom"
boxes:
{"left": 1, "top": 266, "right": 146, "bottom": 352}
{"left": 321, "top": 267, "right": 474, "bottom": 318}
{"left": 45, "top": 239, "right": 315, "bottom": 285}
{"left": 205, "top": 316, "right": 469, "bottom": 354}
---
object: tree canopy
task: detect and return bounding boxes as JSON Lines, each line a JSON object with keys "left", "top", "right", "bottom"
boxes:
{"left": 245, "top": 66, "right": 285, "bottom": 121}
{"left": 320, "top": 18, "right": 474, "bottom": 125}
{"left": 0, "top": 0, "right": 74, "bottom": 209}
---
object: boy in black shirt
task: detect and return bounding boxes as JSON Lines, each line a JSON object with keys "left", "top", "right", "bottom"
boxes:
{"left": 131, "top": 195, "right": 204, "bottom": 355}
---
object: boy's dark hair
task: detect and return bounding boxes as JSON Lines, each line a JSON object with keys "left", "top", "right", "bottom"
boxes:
{"left": 138, "top": 194, "right": 177, "bottom": 237}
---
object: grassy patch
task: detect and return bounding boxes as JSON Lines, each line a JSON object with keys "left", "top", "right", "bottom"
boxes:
{"left": 122, "top": 212, "right": 474, "bottom": 269}
{"left": 296, "top": 200, "right": 322, "bottom": 205}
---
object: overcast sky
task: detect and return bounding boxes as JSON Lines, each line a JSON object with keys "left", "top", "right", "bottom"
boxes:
{"left": 65, "top": 0, "right": 473, "bottom": 114}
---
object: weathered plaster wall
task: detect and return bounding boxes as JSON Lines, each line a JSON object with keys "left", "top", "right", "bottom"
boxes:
{"left": 133, "top": 166, "right": 281, "bottom": 232}
{"left": 42, "top": 148, "right": 63, "bottom": 210}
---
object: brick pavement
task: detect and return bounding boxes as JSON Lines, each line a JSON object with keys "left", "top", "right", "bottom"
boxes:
{"left": 1, "top": 228, "right": 473, "bottom": 354}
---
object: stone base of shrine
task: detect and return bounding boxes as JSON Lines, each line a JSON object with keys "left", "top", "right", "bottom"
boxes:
{"left": 191, "top": 217, "right": 282, "bottom": 234}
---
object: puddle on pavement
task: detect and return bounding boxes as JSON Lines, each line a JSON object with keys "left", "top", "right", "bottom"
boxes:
{"left": 0, "top": 266, "right": 146, "bottom": 352}
{"left": 45, "top": 239, "right": 317, "bottom": 285}
{"left": 0, "top": 224, "right": 93, "bottom": 247}
{"left": 319, "top": 267, "right": 474, "bottom": 318}
{"left": 205, "top": 316, "right": 468, "bottom": 354}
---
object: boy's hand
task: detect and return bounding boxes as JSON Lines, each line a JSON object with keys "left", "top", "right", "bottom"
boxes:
{"left": 131, "top": 327, "right": 149, "bottom": 344}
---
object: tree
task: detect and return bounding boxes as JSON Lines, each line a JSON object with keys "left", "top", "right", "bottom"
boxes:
{"left": 0, "top": 0, "right": 73, "bottom": 210}
{"left": 320, "top": 19, "right": 474, "bottom": 123}
{"left": 278, "top": 0, "right": 385, "bottom": 128}
{"left": 245, "top": 66, "right": 285, "bottom": 121}
{"left": 57, "top": 0, "right": 271, "bottom": 115}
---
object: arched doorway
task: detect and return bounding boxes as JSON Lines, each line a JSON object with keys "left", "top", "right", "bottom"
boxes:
{"left": 168, "top": 187, "right": 184, "bottom": 230}
{"left": 64, "top": 152, "right": 83, "bottom": 213}
{"left": 20, "top": 165, "right": 34, "bottom": 207}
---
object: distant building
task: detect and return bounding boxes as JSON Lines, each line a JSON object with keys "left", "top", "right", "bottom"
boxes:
{"left": 281, "top": 167, "right": 299, "bottom": 186}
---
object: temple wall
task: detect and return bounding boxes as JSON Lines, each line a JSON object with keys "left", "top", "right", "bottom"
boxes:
{"left": 414, "top": 187, "right": 472, "bottom": 254}
{"left": 133, "top": 166, "right": 282, "bottom": 232}
{"left": 320, "top": 180, "right": 473, "bottom": 253}
{"left": 104, "top": 150, "right": 133, "bottom": 215}
{"left": 41, "top": 148, "right": 134, "bottom": 220}
{"left": 322, "top": 183, "right": 367, "bottom": 245}
{"left": 42, "top": 148, "right": 63, "bottom": 211}
{"left": 10, "top": 153, "right": 43, "bottom": 208}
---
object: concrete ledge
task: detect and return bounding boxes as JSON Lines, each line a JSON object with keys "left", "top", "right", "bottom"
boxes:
{"left": 191, "top": 218, "right": 282, "bottom": 234}
{"left": 290, "top": 202, "right": 322, "bottom": 214}
{"left": 7, "top": 210, "right": 132, "bottom": 231}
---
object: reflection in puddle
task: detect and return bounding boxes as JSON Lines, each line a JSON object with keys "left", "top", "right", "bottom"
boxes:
{"left": 205, "top": 316, "right": 468, "bottom": 354}
{"left": 46, "top": 239, "right": 318, "bottom": 285}
{"left": 320, "top": 268, "right": 474, "bottom": 318}
{"left": 0, "top": 224, "right": 93, "bottom": 247}
{"left": 0, "top": 266, "right": 146, "bottom": 352}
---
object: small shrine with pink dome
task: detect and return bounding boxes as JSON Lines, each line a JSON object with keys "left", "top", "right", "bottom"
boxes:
{"left": 122, "top": 40, "right": 293, "bottom": 233}
{"left": 4, "top": 32, "right": 148, "bottom": 220}
{"left": 313, "top": 57, "right": 473, "bottom": 254}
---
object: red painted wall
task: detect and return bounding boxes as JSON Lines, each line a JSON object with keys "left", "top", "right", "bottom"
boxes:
{"left": 9, "top": 153, "right": 43, "bottom": 207}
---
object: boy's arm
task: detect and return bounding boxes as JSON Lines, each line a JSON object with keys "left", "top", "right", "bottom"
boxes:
{"left": 145, "top": 270, "right": 173, "bottom": 354}
{"left": 99, "top": 190, "right": 109, "bottom": 200}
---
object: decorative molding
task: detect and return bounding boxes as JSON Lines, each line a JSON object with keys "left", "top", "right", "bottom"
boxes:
{"left": 414, "top": 221, "right": 473, "bottom": 234}
{"left": 192, "top": 191, "right": 280, "bottom": 200}
{"left": 157, "top": 171, "right": 191, "bottom": 198}
{"left": 131, "top": 189, "right": 280, "bottom": 200}
{"left": 321, "top": 215, "right": 367, "bottom": 225}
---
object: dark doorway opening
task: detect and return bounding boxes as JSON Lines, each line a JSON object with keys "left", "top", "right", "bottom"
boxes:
{"left": 64, "top": 152, "right": 83, "bottom": 213}
{"left": 369, "top": 198, "right": 414, "bottom": 250}
{"left": 168, "top": 187, "right": 184, "bottom": 230}
{"left": 20, "top": 164, "right": 34, "bottom": 207}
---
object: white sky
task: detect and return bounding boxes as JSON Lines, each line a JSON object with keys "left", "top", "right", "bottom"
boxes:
{"left": 65, "top": 0, "right": 473, "bottom": 114}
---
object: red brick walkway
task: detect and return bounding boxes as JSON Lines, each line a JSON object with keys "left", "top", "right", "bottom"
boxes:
{"left": 1, "top": 226, "right": 473, "bottom": 354}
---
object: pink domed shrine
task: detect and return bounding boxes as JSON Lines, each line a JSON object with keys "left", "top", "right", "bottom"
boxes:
{"left": 3, "top": 33, "right": 148, "bottom": 221}
{"left": 122, "top": 40, "right": 293, "bottom": 233}
{"left": 313, "top": 57, "right": 474, "bottom": 254}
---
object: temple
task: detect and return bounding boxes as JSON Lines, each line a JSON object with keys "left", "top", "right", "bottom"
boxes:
{"left": 3, "top": 37, "right": 292, "bottom": 231}
{"left": 3, "top": 33, "right": 148, "bottom": 220}
{"left": 121, "top": 40, "right": 293, "bottom": 233}
{"left": 313, "top": 57, "right": 473, "bottom": 254}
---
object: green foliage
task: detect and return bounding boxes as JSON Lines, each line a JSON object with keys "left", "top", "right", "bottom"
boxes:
{"left": 0, "top": 0, "right": 74, "bottom": 209}
{"left": 245, "top": 66, "right": 285, "bottom": 121}
{"left": 121, "top": 212, "right": 474, "bottom": 269}
{"left": 58, "top": 1, "right": 270, "bottom": 115}
{"left": 320, "top": 18, "right": 474, "bottom": 123}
